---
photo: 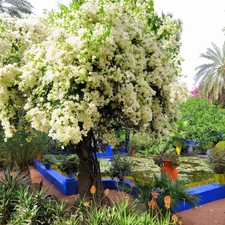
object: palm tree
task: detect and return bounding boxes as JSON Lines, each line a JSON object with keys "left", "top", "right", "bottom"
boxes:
{"left": 0, "top": 0, "right": 33, "bottom": 18}
{"left": 194, "top": 42, "right": 225, "bottom": 107}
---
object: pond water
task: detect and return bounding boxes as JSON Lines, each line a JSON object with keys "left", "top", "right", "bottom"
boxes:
{"left": 99, "top": 155, "right": 215, "bottom": 188}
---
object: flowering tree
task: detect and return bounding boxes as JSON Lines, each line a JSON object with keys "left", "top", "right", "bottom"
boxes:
{"left": 0, "top": 0, "right": 182, "bottom": 203}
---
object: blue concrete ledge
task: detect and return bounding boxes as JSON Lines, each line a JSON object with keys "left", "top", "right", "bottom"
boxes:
{"left": 173, "top": 182, "right": 225, "bottom": 213}
{"left": 33, "top": 160, "right": 78, "bottom": 196}
{"left": 33, "top": 160, "right": 225, "bottom": 212}
{"left": 33, "top": 160, "right": 139, "bottom": 196}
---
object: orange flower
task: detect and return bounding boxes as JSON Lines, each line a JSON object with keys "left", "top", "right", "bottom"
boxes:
{"left": 172, "top": 215, "right": 178, "bottom": 223}
{"left": 83, "top": 201, "right": 89, "bottom": 207}
{"left": 115, "top": 177, "right": 120, "bottom": 183}
{"left": 130, "top": 182, "right": 135, "bottom": 187}
{"left": 164, "top": 195, "right": 171, "bottom": 209}
{"left": 104, "top": 189, "right": 110, "bottom": 195}
{"left": 165, "top": 201, "right": 170, "bottom": 209}
{"left": 11, "top": 172, "right": 15, "bottom": 177}
{"left": 152, "top": 191, "right": 158, "bottom": 199}
{"left": 148, "top": 199, "right": 156, "bottom": 209}
{"left": 164, "top": 195, "right": 171, "bottom": 203}
{"left": 90, "top": 185, "right": 96, "bottom": 194}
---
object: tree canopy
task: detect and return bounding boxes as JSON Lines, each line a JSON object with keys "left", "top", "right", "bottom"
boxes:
{"left": 0, "top": 0, "right": 182, "bottom": 145}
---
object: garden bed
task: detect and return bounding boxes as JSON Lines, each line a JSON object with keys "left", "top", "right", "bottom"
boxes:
{"left": 33, "top": 160, "right": 138, "bottom": 196}
{"left": 33, "top": 158, "right": 225, "bottom": 213}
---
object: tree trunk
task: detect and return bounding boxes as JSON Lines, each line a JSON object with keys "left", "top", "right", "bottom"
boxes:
{"left": 75, "top": 129, "right": 111, "bottom": 206}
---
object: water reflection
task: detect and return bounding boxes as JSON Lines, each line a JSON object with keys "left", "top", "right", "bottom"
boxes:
{"left": 130, "top": 155, "right": 214, "bottom": 187}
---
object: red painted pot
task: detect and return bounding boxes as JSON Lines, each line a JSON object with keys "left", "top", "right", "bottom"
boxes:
{"left": 160, "top": 160, "right": 178, "bottom": 181}
{"left": 131, "top": 150, "right": 136, "bottom": 157}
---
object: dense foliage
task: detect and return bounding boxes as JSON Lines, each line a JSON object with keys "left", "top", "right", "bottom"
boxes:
{"left": 179, "top": 97, "right": 225, "bottom": 143}
{"left": 0, "top": 168, "right": 184, "bottom": 224}
{"left": 0, "top": 130, "right": 53, "bottom": 171}
{"left": 0, "top": 169, "right": 66, "bottom": 225}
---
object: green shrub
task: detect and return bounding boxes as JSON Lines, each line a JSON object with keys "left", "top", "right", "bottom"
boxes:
{"left": 207, "top": 147, "right": 225, "bottom": 174}
{"left": 215, "top": 141, "right": 225, "bottom": 149}
{"left": 41, "top": 154, "right": 57, "bottom": 166}
{"left": 179, "top": 97, "right": 225, "bottom": 143}
{"left": 0, "top": 169, "right": 31, "bottom": 224}
{"left": 107, "top": 156, "right": 133, "bottom": 179}
{"left": 0, "top": 172, "right": 67, "bottom": 225}
{"left": 0, "top": 130, "right": 54, "bottom": 172}
{"left": 153, "top": 173, "right": 199, "bottom": 214}
{"left": 57, "top": 154, "right": 80, "bottom": 174}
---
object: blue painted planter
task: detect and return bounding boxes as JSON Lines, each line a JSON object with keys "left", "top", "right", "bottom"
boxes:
{"left": 94, "top": 144, "right": 113, "bottom": 161}
{"left": 93, "top": 144, "right": 128, "bottom": 160}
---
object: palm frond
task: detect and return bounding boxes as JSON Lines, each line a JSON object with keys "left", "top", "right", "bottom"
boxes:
{"left": 0, "top": 0, "right": 33, "bottom": 17}
{"left": 194, "top": 42, "right": 225, "bottom": 104}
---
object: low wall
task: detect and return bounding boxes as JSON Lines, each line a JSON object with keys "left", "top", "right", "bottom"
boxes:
{"left": 173, "top": 182, "right": 225, "bottom": 213}
{"left": 33, "top": 160, "right": 78, "bottom": 195}
{"left": 33, "top": 160, "right": 225, "bottom": 212}
{"left": 33, "top": 160, "right": 138, "bottom": 196}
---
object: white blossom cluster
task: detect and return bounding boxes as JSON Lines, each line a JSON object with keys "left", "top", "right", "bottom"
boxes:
{"left": 169, "top": 81, "right": 189, "bottom": 105}
{"left": 0, "top": 0, "right": 183, "bottom": 144}
{"left": 0, "top": 14, "right": 47, "bottom": 137}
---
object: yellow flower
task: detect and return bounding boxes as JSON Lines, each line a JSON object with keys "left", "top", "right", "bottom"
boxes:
{"left": 90, "top": 185, "right": 96, "bottom": 194}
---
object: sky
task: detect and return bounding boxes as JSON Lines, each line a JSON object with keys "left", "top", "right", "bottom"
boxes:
{"left": 29, "top": 0, "right": 225, "bottom": 90}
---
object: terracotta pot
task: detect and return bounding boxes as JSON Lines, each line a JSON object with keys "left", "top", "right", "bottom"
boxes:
{"left": 160, "top": 160, "right": 178, "bottom": 181}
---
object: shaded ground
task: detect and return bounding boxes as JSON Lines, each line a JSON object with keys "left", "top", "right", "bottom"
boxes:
{"left": 1, "top": 166, "right": 225, "bottom": 224}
